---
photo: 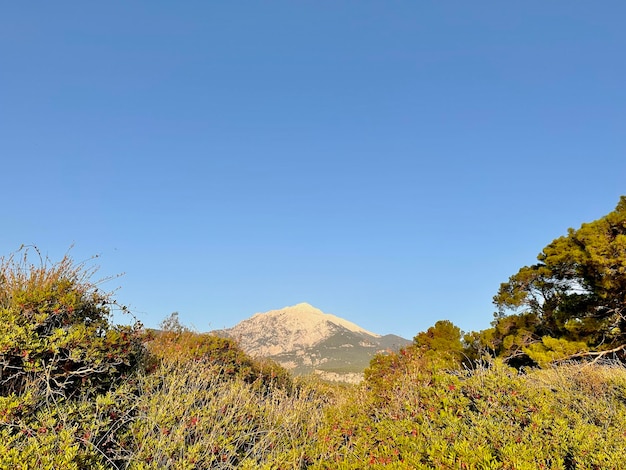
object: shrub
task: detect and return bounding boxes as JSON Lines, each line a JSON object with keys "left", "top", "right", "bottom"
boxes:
{"left": 313, "top": 359, "right": 626, "bottom": 469}
{"left": 124, "top": 361, "right": 328, "bottom": 469}
{"left": 0, "top": 248, "right": 146, "bottom": 400}
{"left": 0, "top": 380, "right": 142, "bottom": 469}
{"left": 147, "top": 313, "right": 292, "bottom": 392}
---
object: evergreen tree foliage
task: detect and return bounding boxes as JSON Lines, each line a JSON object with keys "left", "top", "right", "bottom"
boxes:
{"left": 492, "top": 196, "right": 626, "bottom": 365}
{"left": 414, "top": 320, "right": 464, "bottom": 367}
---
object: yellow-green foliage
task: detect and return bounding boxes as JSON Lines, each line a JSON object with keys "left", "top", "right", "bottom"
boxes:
{"left": 0, "top": 249, "right": 145, "bottom": 399}
{"left": 414, "top": 320, "right": 465, "bottom": 367}
{"left": 312, "top": 358, "right": 626, "bottom": 469}
{"left": 524, "top": 336, "right": 589, "bottom": 367}
{"left": 493, "top": 196, "right": 626, "bottom": 365}
{"left": 0, "top": 379, "right": 142, "bottom": 469}
{"left": 126, "top": 362, "right": 328, "bottom": 469}
{"left": 4, "top": 347, "right": 626, "bottom": 468}
{"left": 147, "top": 326, "right": 292, "bottom": 392}
{"left": 3, "top": 249, "right": 626, "bottom": 468}
{"left": 1, "top": 360, "right": 332, "bottom": 469}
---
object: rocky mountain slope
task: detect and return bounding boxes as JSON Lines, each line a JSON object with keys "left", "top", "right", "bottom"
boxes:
{"left": 213, "top": 303, "right": 411, "bottom": 383}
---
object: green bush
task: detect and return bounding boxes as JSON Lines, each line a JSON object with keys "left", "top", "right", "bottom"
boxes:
{"left": 147, "top": 313, "right": 293, "bottom": 392}
{"left": 4, "top": 247, "right": 626, "bottom": 469}
{"left": 0, "top": 248, "right": 145, "bottom": 400}
{"left": 313, "top": 359, "right": 626, "bottom": 469}
{"left": 0, "top": 359, "right": 331, "bottom": 469}
{"left": 0, "top": 380, "right": 141, "bottom": 469}
{"left": 125, "top": 361, "right": 327, "bottom": 469}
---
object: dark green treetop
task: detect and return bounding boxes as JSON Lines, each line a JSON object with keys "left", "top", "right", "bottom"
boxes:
{"left": 492, "top": 196, "right": 626, "bottom": 365}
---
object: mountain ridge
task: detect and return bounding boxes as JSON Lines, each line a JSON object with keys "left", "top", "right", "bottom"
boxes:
{"left": 212, "top": 303, "right": 411, "bottom": 383}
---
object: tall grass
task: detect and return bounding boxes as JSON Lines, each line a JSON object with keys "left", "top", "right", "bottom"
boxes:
{"left": 1, "top": 359, "right": 336, "bottom": 469}
{"left": 3, "top": 356, "right": 626, "bottom": 469}
{"left": 127, "top": 362, "right": 332, "bottom": 469}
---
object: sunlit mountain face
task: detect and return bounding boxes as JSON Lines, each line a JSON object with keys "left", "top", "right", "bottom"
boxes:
{"left": 212, "top": 303, "right": 411, "bottom": 383}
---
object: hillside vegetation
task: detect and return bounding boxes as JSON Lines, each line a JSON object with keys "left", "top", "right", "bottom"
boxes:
{"left": 2, "top": 197, "right": 626, "bottom": 468}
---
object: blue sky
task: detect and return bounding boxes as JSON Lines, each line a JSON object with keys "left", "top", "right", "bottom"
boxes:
{"left": 1, "top": 3, "right": 624, "bottom": 339}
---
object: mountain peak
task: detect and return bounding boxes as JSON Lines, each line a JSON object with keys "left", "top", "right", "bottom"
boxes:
{"left": 220, "top": 303, "right": 379, "bottom": 356}
{"left": 213, "top": 304, "right": 411, "bottom": 383}
{"left": 251, "top": 303, "right": 379, "bottom": 338}
{"left": 264, "top": 302, "right": 324, "bottom": 316}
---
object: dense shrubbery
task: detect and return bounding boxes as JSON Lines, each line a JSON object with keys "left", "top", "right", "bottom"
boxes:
{"left": 0, "top": 357, "right": 330, "bottom": 469}
{"left": 147, "top": 312, "right": 293, "bottom": 393}
{"left": 5, "top": 336, "right": 626, "bottom": 468}
{"left": 0, "top": 248, "right": 146, "bottom": 400}
{"left": 3, "top": 195, "right": 626, "bottom": 469}
{"left": 0, "top": 249, "right": 146, "bottom": 468}
{"left": 0, "top": 251, "right": 324, "bottom": 468}
{"left": 325, "top": 352, "right": 626, "bottom": 469}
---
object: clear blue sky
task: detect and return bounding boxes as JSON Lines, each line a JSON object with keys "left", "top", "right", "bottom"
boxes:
{"left": 1, "top": 3, "right": 624, "bottom": 339}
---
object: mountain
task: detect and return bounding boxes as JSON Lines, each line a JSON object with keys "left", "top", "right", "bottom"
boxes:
{"left": 212, "top": 303, "right": 411, "bottom": 383}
